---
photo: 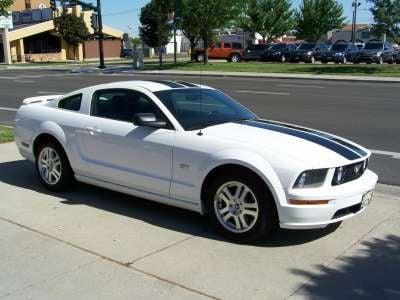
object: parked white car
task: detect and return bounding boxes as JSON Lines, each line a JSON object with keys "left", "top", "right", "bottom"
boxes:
{"left": 14, "top": 80, "right": 378, "bottom": 242}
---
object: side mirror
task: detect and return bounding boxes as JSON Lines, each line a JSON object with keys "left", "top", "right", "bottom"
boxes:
{"left": 133, "top": 113, "right": 167, "bottom": 129}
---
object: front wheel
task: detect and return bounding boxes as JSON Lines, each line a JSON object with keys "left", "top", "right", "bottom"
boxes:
{"left": 229, "top": 54, "right": 241, "bottom": 63}
{"left": 36, "top": 141, "right": 74, "bottom": 191}
{"left": 206, "top": 171, "right": 278, "bottom": 242}
{"left": 196, "top": 53, "right": 204, "bottom": 62}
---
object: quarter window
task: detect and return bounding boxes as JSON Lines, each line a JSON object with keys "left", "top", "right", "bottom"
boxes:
{"left": 58, "top": 94, "right": 82, "bottom": 111}
{"left": 91, "top": 89, "right": 167, "bottom": 125}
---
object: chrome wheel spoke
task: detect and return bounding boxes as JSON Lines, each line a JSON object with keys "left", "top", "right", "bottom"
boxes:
{"left": 214, "top": 181, "right": 259, "bottom": 234}
{"left": 38, "top": 147, "right": 62, "bottom": 185}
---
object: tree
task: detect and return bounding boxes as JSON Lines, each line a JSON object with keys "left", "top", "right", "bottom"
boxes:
{"left": 139, "top": 0, "right": 173, "bottom": 66}
{"left": 180, "top": 0, "right": 202, "bottom": 61}
{"left": 54, "top": 9, "right": 90, "bottom": 59}
{"left": 368, "top": 0, "right": 400, "bottom": 43}
{"left": 245, "top": 0, "right": 295, "bottom": 43}
{"left": 0, "top": 0, "right": 14, "bottom": 16}
{"left": 195, "top": 0, "right": 237, "bottom": 64}
{"left": 295, "top": 0, "right": 346, "bottom": 41}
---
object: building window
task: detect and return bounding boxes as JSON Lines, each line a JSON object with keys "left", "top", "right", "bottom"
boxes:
{"left": 25, "top": 0, "right": 31, "bottom": 9}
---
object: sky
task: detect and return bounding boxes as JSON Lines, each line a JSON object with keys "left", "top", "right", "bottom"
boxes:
{"left": 101, "top": 0, "right": 374, "bottom": 34}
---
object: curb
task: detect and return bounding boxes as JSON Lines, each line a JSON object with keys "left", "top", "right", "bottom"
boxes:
{"left": 136, "top": 70, "right": 400, "bottom": 83}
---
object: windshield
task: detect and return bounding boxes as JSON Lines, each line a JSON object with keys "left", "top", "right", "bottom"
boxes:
{"left": 364, "top": 43, "right": 383, "bottom": 50}
{"left": 270, "top": 44, "right": 285, "bottom": 50}
{"left": 330, "top": 44, "right": 347, "bottom": 51}
{"left": 298, "top": 43, "right": 315, "bottom": 50}
{"left": 155, "top": 88, "right": 256, "bottom": 130}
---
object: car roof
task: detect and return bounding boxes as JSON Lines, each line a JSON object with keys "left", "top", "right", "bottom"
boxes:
{"left": 86, "top": 80, "right": 213, "bottom": 93}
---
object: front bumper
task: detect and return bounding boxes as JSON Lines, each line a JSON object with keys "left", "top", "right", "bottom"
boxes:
{"left": 355, "top": 55, "right": 380, "bottom": 63}
{"left": 278, "top": 169, "right": 378, "bottom": 229}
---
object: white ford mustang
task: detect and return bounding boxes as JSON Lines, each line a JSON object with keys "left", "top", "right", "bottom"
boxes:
{"left": 14, "top": 80, "right": 378, "bottom": 242}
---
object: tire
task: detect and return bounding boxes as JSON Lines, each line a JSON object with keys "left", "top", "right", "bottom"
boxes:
{"left": 196, "top": 53, "right": 204, "bottom": 62}
{"left": 229, "top": 54, "right": 241, "bottom": 63}
{"left": 321, "top": 59, "right": 328, "bottom": 64}
{"left": 307, "top": 56, "right": 315, "bottom": 64}
{"left": 206, "top": 170, "right": 278, "bottom": 242}
{"left": 35, "top": 140, "right": 74, "bottom": 192}
{"left": 388, "top": 56, "right": 394, "bottom": 64}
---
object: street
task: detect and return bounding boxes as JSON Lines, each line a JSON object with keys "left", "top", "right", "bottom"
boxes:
{"left": 0, "top": 68, "right": 399, "bottom": 186}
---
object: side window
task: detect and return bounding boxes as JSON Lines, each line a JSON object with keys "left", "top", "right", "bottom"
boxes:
{"left": 91, "top": 89, "right": 164, "bottom": 123}
{"left": 223, "top": 43, "right": 231, "bottom": 48}
{"left": 58, "top": 94, "right": 82, "bottom": 111}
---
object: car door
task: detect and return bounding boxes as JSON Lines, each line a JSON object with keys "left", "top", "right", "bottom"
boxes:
{"left": 209, "top": 43, "right": 222, "bottom": 58}
{"left": 81, "top": 88, "right": 175, "bottom": 197}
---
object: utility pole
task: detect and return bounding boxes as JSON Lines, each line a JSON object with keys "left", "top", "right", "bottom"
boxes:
{"left": 96, "top": 0, "right": 105, "bottom": 69}
{"left": 351, "top": 0, "right": 361, "bottom": 43}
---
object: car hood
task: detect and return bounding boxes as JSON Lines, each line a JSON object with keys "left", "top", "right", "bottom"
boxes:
{"left": 201, "top": 120, "right": 369, "bottom": 168}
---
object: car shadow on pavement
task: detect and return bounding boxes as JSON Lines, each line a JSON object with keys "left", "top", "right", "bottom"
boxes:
{"left": 0, "top": 159, "right": 341, "bottom": 247}
{"left": 290, "top": 234, "right": 400, "bottom": 299}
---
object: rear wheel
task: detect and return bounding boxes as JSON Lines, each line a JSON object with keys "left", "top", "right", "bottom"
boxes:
{"left": 36, "top": 140, "right": 74, "bottom": 191}
{"left": 206, "top": 170, "right": 278, "bottom": 242}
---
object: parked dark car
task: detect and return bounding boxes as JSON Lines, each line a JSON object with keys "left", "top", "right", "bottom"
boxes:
{"left": 262, "top": 43, "right": 297, "bottom": 63}
{"left": 320, "top": 42, "right": 359, "bottom": 64}
{"left": 354, "top": 41, "right": 396, "bottom": 64}
{"left": 396, "top": 51, "right": 400, "bottom": 64}
{"left": 288, "top": 42, "right": 329, "bottom": 63}
{"left": 242, "top": 44, "right": 271, "bottom": 61}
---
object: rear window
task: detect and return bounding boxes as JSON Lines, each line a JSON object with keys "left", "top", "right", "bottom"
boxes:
{"left": 58, "top": 94, "right": 82, "bottom": 111}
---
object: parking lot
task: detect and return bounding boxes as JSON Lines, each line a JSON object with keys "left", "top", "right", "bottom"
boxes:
{"left": 1, "top": 68, "right": 400, "bottom": 299}
{"left": 1, "top": 142, "right": 400, "bottom": 299}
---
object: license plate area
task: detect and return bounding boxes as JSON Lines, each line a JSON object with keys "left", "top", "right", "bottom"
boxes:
{"left": 361, "top": 191, "right": 373, "bottom": 208}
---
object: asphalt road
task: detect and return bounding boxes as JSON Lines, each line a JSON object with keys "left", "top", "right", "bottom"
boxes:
{"left": 0, "top": 68, "right": 399, "bottom": 186}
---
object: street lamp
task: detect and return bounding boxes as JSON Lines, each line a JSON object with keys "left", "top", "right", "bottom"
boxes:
{"left": 351, "top": 0, "right": 361, "bottom": 43}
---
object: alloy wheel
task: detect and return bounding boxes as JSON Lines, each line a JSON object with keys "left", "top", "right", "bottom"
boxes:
{"left": 214, "top": 181, "right": 259, "bottom": 233}
{"left": 38, "top": 147, "right": 62, "bottom": 185}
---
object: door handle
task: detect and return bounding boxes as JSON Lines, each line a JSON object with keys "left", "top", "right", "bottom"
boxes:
{"left": 85, "top": 126, "right": 102, "bottom": 134}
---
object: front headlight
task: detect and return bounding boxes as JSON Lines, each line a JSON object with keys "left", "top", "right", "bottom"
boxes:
{"left": 293, "top": 169, "right": 328, "bottom": 188}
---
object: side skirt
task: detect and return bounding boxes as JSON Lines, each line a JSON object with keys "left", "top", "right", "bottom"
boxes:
{"left": 75, "top": 174, "right": 201, "bottom": 214}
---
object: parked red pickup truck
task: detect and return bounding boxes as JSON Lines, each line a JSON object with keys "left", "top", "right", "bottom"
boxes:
{"left": 194, "top": 42, "right": 244, "bottom": 62}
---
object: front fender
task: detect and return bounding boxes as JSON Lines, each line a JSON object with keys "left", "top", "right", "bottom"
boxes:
{"left": 199, "top": 149, "right": 287, "bottom": 213}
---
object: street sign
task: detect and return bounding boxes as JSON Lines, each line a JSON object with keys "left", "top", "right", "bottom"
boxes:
{"left": 0, "top": 14, "right": 13, "bottom": 29}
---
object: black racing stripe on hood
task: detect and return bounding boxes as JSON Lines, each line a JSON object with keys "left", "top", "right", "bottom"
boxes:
{"left": 260, "top": 120, "right": 368, "bottom": 157}
{"left": 148, "top": 80, "right": 186, "bottom": 88}
{"left": 240, "top": 120, "right": 362, "bottom": 160}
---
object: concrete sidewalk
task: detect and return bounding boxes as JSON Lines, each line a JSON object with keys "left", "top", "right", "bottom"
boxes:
{"left": 0, "top": 142, "right": 399, "bottom": 299}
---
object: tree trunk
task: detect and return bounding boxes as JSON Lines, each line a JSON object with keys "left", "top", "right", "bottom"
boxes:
{"left": 203, "top": 35, "right": 208, "bottom": 65}
{"left": 190, "top": 42, "right": 196, "bottom": 62}
{"left": 158, "top": 46, "right": 163, "bottom": 66}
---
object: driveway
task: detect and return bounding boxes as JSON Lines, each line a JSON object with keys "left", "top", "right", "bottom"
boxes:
{"left": 1, "top": 142, "right": 399, "bottom": 299}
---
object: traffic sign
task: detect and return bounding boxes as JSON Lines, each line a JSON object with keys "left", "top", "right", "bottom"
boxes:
{"left": 0, "top": 14, "right": 13, "bottom": 29}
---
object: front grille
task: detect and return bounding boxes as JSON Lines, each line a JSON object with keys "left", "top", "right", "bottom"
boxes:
{"left": 332, "top": 159, "right": 368, "bottom": 186}
{"left": 332, "top": 203, "right": 362, "bottom": 219}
